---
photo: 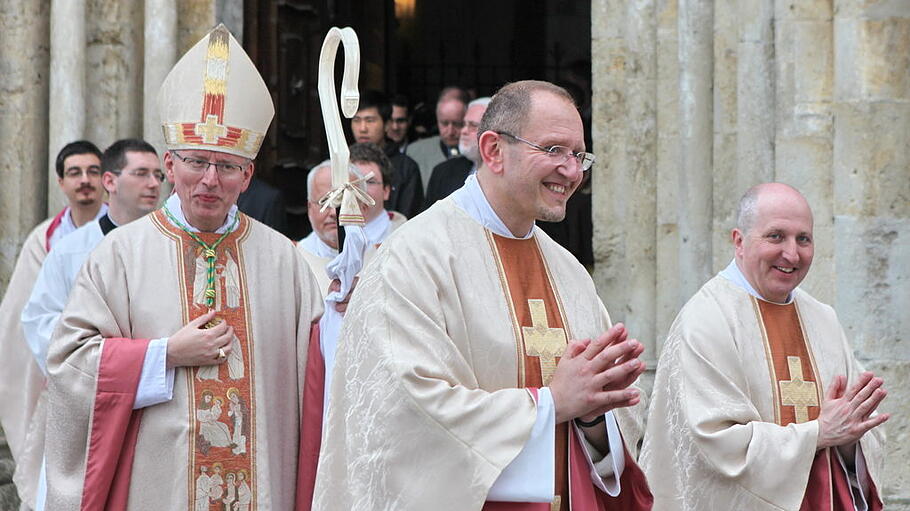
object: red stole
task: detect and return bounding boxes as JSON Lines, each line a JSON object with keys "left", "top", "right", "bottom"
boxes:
{"left": 754, "top": 300, "right": 882, "bottom": 511}
{"left": 80, "top": 338, "right": 151, "bottom": 510}
{"left": 44, "top": 207, "right": 68, "bottom": 251}
{"left": 295, "top": 322, "right": 325, "bottom": 511}
{"left": 484, "top": 233, "right": 652, "bottom": 511}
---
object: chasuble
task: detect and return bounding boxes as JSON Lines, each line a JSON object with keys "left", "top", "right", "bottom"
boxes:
{"left": 44, "top": 209, "right": 323, "bottom": 510}
{"left": 313, "top": 197, "right": 651, "bottom": 510}
{"left": 640, "top": 276, "right": 884, "bottom": 511}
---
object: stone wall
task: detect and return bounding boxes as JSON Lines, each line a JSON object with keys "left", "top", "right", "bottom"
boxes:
{"left": 592, "top": 0, "right": 909, "bottom": 507}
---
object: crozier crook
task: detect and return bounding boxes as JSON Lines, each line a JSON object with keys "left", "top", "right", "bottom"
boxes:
{"left": 316, "top": 27, "right": 374, "bottom": 233}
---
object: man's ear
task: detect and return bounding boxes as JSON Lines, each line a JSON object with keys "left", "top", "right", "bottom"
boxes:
{"left": 239, "top": 161, "right": 255, "bottom": 193}
{"left": 478, "top": 131, "right": 505, "bottom": 175}
{"left": 732, "top": 228, "right": 745, "bottom": 257}
{"left": 163, "top": 151, "right": 177, "bottom": 184}
{"left": 383, "top": 184, "right": 391, "bottom": 201}
{"left": 101, "top": 171, "right": 118, "bottom": 195}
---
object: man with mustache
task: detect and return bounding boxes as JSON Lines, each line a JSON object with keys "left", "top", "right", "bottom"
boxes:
{"left": 42, "top": 25, "right": 322, "bottom": 509}
{"left": 640, "top": 183, "right": 887, "bottom": 510}
{"left": 0, "top": 140, "right": 107, "bottom": 508}
{"left": 19, "top": 138, "right": 162, "bottom": 510}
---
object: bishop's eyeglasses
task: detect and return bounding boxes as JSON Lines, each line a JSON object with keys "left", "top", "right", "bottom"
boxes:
{"left": 496, "top": 132, "right": 595, "bottom": 171}
{"left": 171, "top": 151, "right": 249, "bottom": 180}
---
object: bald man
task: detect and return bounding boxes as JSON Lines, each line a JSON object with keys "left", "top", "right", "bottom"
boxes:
{"left": 641, "top": 183, "right": 888, "bottom": 511}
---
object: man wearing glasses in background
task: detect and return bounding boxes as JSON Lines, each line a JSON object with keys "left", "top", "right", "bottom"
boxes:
{"left": 314, "top": 80, "right": 653, "bottom": 510}
{"left": 0, "top": 140, "right": 108, "bottom": 508}
{"left": 20, "top": 139, "right": 162, "bottom": 510}
{"left": 43, "top": 25, "right": 322, "bottom": 509}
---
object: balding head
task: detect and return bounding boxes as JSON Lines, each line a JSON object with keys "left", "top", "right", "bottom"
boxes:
{"left": 732, "top": 182, "right": 815, "bottom": 303}
{"left": 736, "top": 183, "right": 813, "bottom": 234}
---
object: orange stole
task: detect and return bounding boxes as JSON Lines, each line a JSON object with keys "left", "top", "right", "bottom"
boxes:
{"left": 487, "top": 233, "right": 569, "bottom": 511}
{"left": 151, "top": 210, "right": 258, "bottom": 509}
{"left": 754, "top": 300, "right": 872, "bottom": 511}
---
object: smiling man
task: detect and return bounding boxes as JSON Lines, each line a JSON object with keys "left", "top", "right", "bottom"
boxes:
{"left": 640, "top": 183, "right": 887, "bottom": 510}
{"left": 43, "top": 25, "right": 322, "bottom": 510}
{"left": 314, "top": 80, "right": 652, "bottom": 510}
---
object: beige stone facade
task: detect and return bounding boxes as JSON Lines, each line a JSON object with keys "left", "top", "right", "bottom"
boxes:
{"left": 593, "top": 0, "right": 909, "bottom": 507}
{"left": 0, "top": 0, "right": 906, "bottom": 508}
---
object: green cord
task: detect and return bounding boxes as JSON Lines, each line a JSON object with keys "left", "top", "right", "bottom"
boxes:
{"left": 163, "top": 205, "right": 239, "bottom": 308}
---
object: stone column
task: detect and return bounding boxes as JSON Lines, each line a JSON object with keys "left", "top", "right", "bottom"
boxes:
{"left": 144, "top": 0, "right": 178, "bottom": 154}
{"left": 85, "top": 0, "right": 143, "bottom": 150}
{"left": 178, "top": 0, "right": 216, "bottom": 55}
{"left": 832, "top": 1, "right": 910, "bottom": 505}
{"left": 654, "top": 0, "right": 681, "bottom": 342}
{"left": 592, "top": 0, "right": 659, "bottom": 379}
{"left": 0, "top": 0, "right": 50, "bottom": 291}
{"left": 47, "top": 0, "right": 86, "bottom": 216}
{"left": 773, "top": 0, "right": 835, "bottom": 302}
{"left": 675, "top": 0, "right": 713, "bottom": 303}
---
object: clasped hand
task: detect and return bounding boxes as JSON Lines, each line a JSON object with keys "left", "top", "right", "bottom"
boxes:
{"left": 816, "top": 372, "right": 889, "bottom": 451}
{"left": 549, "top": 323, "right": 646, "bottom": 424}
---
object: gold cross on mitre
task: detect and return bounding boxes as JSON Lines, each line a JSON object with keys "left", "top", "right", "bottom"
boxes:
{"left": 196, "top": 114, "right": 228, "bottom": 144}
{"left": 522, "top": 299, "right": 567, "bottom": 386}
{"left": 778, "top": 356, "right": 819, "bottom": 424}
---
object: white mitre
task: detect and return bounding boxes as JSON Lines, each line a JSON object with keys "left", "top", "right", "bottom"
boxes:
{"left": 158, "top": 24, "right": 274, "bottom": 159}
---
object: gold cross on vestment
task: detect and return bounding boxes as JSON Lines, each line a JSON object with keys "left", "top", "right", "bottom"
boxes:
{"left": 551, "top": 496, "right": 561, "bottom": 511}
{"left": 522, "top": 299, "right": 567, "bottom": 386}
{"left": 195, "top": 114, "right": 228, "bottom": 144}
{"left": 779, "top": 356, "right": 819, "bottom": 424}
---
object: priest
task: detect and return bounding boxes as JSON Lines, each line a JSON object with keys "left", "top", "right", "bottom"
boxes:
{"left": 313, "top": 80, "right": 652, "bottom": 510}
{"left": 298, "top": 143, "right": 407, "bottom": 296}
{"left": 0, "top": 140, "right": 107, "bottom": 508}
{"left": 43, "top": 25, "right": 322, "bottom": 510}
{"left": 640, "top": 183, "right": 888, "bottom": 510}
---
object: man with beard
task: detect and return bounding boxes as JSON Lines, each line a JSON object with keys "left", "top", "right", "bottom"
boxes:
{"left": 314, "top": 80, "right": 652, "bottom": 510}
{"left": 425, "top": 97, "right": 490, "bottom": 206}
{"left": 0, "top": 140, "right": 107, "bottom": 508}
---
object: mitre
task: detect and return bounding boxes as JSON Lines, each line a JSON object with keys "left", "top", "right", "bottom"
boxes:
{"left": 158, "top": 24, "right": 274, "bottom": 159}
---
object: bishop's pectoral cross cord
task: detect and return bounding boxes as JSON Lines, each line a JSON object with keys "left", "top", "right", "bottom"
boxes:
{"left": 164, "top": 205, "right": 239, "bottom": 308}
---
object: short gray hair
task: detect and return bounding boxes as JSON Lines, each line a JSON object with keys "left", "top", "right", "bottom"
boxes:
{"left": 467, "top": 97, "right": 491, "bottom": 110}
{"left": 736, "top": 182, "right": 810, "bottom": 233}
{"left": 479, "top": 80, "right": 576, "bottom": 138}
{"left": 306, "top": 160, "right": 331, "bottom": 201}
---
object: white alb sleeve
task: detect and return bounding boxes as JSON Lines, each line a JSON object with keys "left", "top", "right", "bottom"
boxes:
{"left": 487, "top": 387, "right": 556, "bottom": 503}
{"left": 132, "top": 337, "right": 176, "bottom": 409}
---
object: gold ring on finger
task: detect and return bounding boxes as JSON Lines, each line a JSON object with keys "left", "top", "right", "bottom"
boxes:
{"left": 216, "top": 347, "right": 226, "bottom": 360}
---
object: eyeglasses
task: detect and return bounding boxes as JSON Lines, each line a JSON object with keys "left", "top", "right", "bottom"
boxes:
{"left": 172, "top": 151, "right": 248, "bottom": 180}
{"left": 116, "top": 168, "right": 165, "bottom": 182}
{"left": 64, "top": 167, "right": 102, "bottom": 179}
{"left": 497, "top": 132, "right": 595, "bottom": 171}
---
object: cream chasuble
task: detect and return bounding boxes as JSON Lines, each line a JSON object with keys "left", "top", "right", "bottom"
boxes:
{"left": 313, "top": 197, "right": 651, "bottom": 510}
{"left": 44, "top": 209, "right": 322, "bottom": 510}
{"left": 640, "top": 276, "right": 885, "bottom": 511}
{"left": 0, "top": 218, "right": 53, "bottom": 507}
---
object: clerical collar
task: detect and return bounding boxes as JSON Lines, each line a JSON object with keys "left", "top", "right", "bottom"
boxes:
{"left": 451, "top": 174, "right": 533, "bottom": 240}
{"left": 719, "top": 259, "right": 794, "bottom": 304}
{"left": 299, "top": 231, "right": 338, "bottom": 258}
{"left": 98, "top": 213, "right": 119, "bottom": 235}
{"left": 162, "top": 193, "right": 239, "bottom": 234}
{"left": 363, "top": 210, "right": 391, "bottom": 245}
